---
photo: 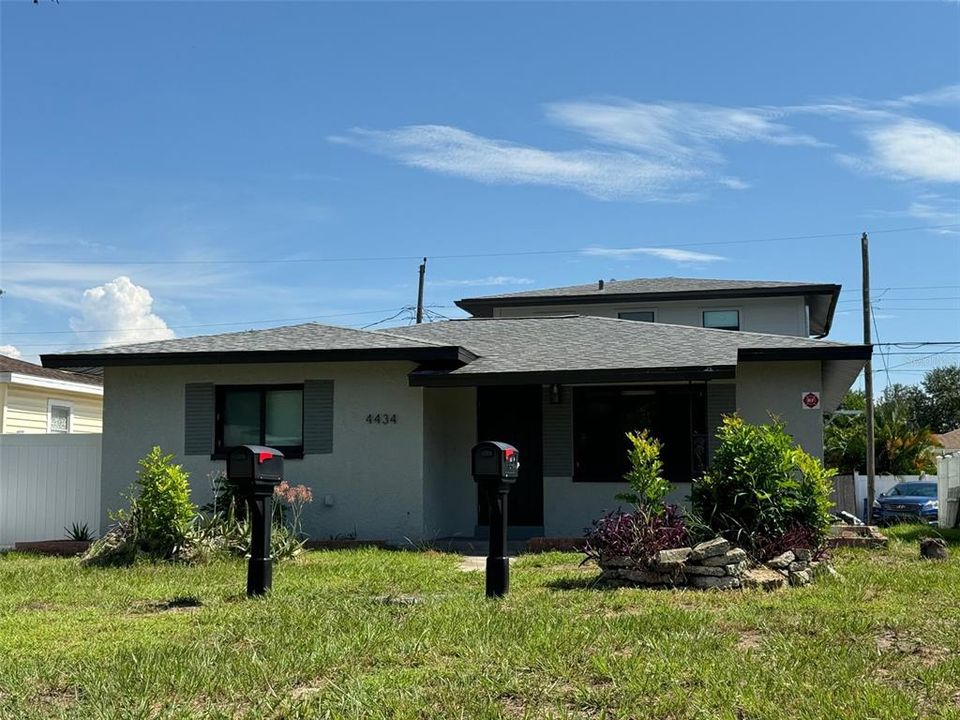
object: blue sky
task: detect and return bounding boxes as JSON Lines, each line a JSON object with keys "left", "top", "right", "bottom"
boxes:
{"left": 1, "top": 1, "right": 958, "bottom": 389}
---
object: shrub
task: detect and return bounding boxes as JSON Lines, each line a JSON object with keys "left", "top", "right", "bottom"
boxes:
{"left": 615, "top": 430, "right": 671, "bottom": 510}
{"left": 692, "top": 415, "right": 834, "bottom": 554}
{"left": 134, "top": 447, "right": 196, "bottom": 558}
{"left": 583, "top": 505, "right": 689, "bottom": 566}
{"left": 65, "top": 522, "right": 94, "bottom": 542}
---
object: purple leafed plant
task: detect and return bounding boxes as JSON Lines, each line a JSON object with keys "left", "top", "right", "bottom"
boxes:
{"left": 583, "top": 505, "right": 689, "bottom": 567}
{"left": 752, "top": 524, "right": 827, "bottom": 562}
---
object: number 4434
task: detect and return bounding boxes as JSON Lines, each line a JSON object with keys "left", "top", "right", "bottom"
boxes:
{"left": 366, "top": 413, "right": 397, "bottom": 425}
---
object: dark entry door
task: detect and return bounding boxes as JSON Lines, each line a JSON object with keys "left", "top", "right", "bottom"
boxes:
{"left": 476, "top": 386, "right": 544, "bottom": 529}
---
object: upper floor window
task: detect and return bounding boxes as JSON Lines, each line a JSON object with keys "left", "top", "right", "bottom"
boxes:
{"left": 215, "top": 385, "right": 304, "bottom": 457}
{"left": 703, "top": 309, "right": 740, "bottom": 331}
{"left": 48, "top": 403, "right": 72, "bottom": 433}
{"left": 618, "top": 311, "right": 655, "bottom": 322}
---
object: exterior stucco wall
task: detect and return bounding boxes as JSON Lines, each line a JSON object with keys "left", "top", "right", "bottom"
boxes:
{"left": 543, "top": 479, "right": 691, "bottom": 538}
{"left": 736, "top": 360, "right": 823, "bottom": 458}
{"left": 1, "top": 384, "right": 103, "bottom": 434}
{"left": 422, "top": 387, "right": 477, "bottom": 539}
{"left": 493, "top": 296, "right": 809, "bottom": 336}
{"left": 101, "top": 361, "right": 426, "bottom": 542}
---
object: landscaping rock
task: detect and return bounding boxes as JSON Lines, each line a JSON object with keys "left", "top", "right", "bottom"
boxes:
{"left": 789, "top": 569, "right": 812, "bottom": 587}
{"left": 622, "top": 568, "right": 682, "bottom": 586}
{"left": 701, "top": 548, "right": 748, "bottom": 566}
{"left": 741, "top": 567, "right": 787, "bottom": 591}
{"left": 920, "top": 538, "right": 948, "bottom": 561}
{"left": 793, "top": 548, "right": 812, "bottom": 562}
{"left": 725, "top": 561, "right": 749, "bottom": 576}
{"left": 654, "top": 547, "right": 692, "bottom": 569}
{"left": 689, "top": 575, "right": 741, "bottom": 590}
{"left": 788, "top": 561, "right": 809, "bottom": 573}
{"left": 767, "top": 551, "right": 795, "bottom": 569}
{"left": 689, "top": 538, "right": 730, "bottom": 561}
{"left": 600, "top": 555, "right": 633, "bottom": 568}
{"left": 682, "top": 564, "right": 726, "bottom": 577}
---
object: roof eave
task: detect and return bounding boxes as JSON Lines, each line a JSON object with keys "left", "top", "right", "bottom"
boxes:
{"left": 737, "top": 344, "right": 872, "bottom": 362}
{"left": 408, "top": 365, "right": 737, "bottom": 388}
{"left": 42, "top": 346, "right": 475, "bottom": 371}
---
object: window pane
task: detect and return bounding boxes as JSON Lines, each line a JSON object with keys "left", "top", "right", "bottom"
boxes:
{"left": 266, "top": 390, "right": 303, "bottom": 447}
{"left": 618, "top": 311, "right": 655, "bottom": 322}
{"left": 50, "top": 406, "right": 70, "bottom": 433}
{"left": 223, "top": 390, "right": 261, "bottom": 447}
{"left": 703, "top": 310, "right": 739, "bottom": 330}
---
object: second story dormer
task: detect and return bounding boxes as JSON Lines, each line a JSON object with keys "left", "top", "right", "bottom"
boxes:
{"left": 455, "top": 277, "right": 841, "bottom": 338}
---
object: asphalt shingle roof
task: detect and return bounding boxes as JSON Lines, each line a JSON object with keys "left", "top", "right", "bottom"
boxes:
{"left": 459, "top": 277, "right": 832, "bottom": 302}
{"left": 0, "top": 354, "right": 103, "bottom": 386}
{"left": 49, "top": 322, "right": 451, "bottom": 357}
{"left": 382, "top": 315, "right": 856, "bottom": 377}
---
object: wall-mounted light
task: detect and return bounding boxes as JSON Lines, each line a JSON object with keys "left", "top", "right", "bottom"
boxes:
{"left": 549, "top": 384, "right": 563, "bottom": 405}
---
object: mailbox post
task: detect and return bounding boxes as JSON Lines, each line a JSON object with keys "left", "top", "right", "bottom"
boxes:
{"left": 226, "top": 445, "right": 285, "bottom": 597}
{"left": 472, "top": 441, "right": 520, "bottom": 598}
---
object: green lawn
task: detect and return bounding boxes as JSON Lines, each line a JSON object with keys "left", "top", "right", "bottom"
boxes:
{"left": 1, "top": 526, "right": 958, "bottom": 720}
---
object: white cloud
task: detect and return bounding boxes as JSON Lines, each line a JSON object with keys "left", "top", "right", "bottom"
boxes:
{"left": 333, "top": 125, "right": 704, "bottom": 201}
{"left": 0, "top": 345, "right": 22, "bottom": 359}
{"left": 428, "top": 276, "right": 535, "bottom": 287}
{"left": 69, "top": 277, "right": 174, "bottom": 347}
{"left": 861, "top": 120, "right": 960, "bottom": 183}
{"left": 581, "top": 247, "right": 727, "bottom": 264}
{"left": 546, "top": 100, "right": 823, "bottom": 160}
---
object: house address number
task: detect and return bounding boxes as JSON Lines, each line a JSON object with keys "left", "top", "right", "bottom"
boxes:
{"left": 366, "top": 413, "right": 398, "bottom": 425}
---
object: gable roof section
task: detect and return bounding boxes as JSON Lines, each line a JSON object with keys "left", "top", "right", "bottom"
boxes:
{"left": 41, "top": 322, "right": 474, "bottom": 370}
{"left": 456, "top": 276, "right": 842, "bottom": 337}
{"left": 380, "top": 316, "right": 867, "bottom": 385}
{"left": 0, "top": 353, "right": 103, "bottom": 386}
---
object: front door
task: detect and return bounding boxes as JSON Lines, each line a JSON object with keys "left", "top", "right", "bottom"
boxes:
{"left": 476, "top": 386, "right": 544, "bottom": 532}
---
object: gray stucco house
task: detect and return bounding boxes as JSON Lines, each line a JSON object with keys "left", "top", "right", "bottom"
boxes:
{"left": 43, "top": 277, "right": 870, "bottom": 542}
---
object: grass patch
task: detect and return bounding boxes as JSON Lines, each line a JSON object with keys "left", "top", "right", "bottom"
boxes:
{"left": 1, "top": 526, "right": 959, "bottom": 719}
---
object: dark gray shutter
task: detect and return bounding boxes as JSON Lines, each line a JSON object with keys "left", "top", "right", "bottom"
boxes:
{"left": 184, "top": 383, "right": 215, "bottom": 455}
{"left": 542, "top": 385, "right": 573, "bottom": 476}
{"left": 707, "top": 383, "right": 736, "bottom": 461}
{"left": 303, "top": 380, "right": 334, "bottom": 454}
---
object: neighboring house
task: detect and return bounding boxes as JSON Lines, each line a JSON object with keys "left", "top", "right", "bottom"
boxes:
{"left": 933, "top": 428, "right": 960, "bottom": 456}
{"left": 42, "top": 277, "right": 869, "bottom": 542}
{"left": 0, "top": 354, "right": 103, "bottom": 434}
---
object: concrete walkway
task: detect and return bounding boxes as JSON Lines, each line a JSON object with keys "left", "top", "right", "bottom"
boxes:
{"left": 457, "top": 555, "right": 516, "bottom": 572}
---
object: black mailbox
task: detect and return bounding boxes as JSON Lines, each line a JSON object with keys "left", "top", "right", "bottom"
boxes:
{"left": 225, "top": 445, "right": 285, "bottom": 597}
{"left": 471, "top": 441, "right": 519, "bottom": 599}
{"left": 227, "top": 445, "right": 284, "bottom": 485}
{"left": 472, "top": 441, "right": 520, "bottom": 481}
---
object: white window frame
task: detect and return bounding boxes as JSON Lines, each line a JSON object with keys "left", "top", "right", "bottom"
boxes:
{"left": 617, "top": 308, "right": 658, "bottom": 323}
{"left": 47, "top": 399, "right": 74, "bottom": 434}
{"left": 702, "top": 307, "right": 741, "bottom": 331}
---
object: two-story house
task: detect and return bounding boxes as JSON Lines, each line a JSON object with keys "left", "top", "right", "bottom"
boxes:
{"left": 43, "top": 277, "right": 868, "bottom": 542}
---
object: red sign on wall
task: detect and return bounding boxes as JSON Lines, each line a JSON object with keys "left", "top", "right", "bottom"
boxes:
{"left": 801, "top": 391, "right": 821, "bottom": 410}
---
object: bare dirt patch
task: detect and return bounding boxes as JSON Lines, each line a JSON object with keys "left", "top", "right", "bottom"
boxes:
{"left": 736, "top": 630, "right": 764, "bottom": 651}
{"left": 876, "top": 630, "right": 949, "bottom": 666}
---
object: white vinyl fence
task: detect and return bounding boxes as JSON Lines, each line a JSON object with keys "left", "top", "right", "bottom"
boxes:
{"left": 937, "top": 453, "right": 960, "bottom": 529}
{"left": 0, "top": 434, "right": 101, "bottom": 546}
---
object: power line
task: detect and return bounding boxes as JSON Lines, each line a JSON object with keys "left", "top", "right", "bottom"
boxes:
{"left": 3, "top": 223, "right": 958, "bottom": 267}
{"left": 0, "top": 307, "right": 421, "bottom": 336}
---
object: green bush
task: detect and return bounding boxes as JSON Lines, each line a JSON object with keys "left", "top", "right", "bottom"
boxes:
{"left": 692, "top": 415, "right": 834, "bottom": 553}
{"left": 615, "top": 430, "right": 671, "bottom": 510}
{"left": 134, "top": 446, "right": 196, "bottom": 557}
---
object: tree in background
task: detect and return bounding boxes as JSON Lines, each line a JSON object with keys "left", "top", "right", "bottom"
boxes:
{"left": 824, "top": 369, "right": 947, "bottom": 475}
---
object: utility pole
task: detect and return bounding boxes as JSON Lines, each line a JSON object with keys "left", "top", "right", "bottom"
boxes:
{"left": 861, "top": 232, "right": 876, "bottom": 524}
{"left": 416, "top": 257, "right": 427, "bottom": 324}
